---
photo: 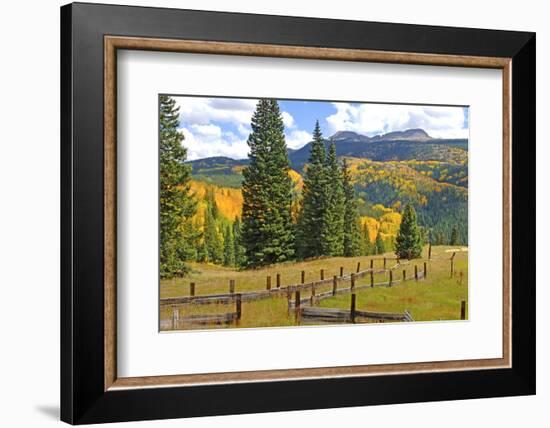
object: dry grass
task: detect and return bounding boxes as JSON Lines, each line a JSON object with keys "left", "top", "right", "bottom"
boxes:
{"left": 160, "top": 245, "right": 468, "bottom": 330}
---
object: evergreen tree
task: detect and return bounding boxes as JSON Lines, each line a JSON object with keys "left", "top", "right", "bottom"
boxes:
{"left": 323, "top": 140, "right": 345, "bottom": 256}
{"left": 342, "top": 159, "right": 361, "bottom": 257}
{"left": 197, "top": 239, "right": 208, "bottom": 263}
{"left": 181, "top": 218, "right": 200, "bottom": 262}
{"left": 241, "top": 99, "right": 295, "bottom": 267}
{"left": 159, "top": 95, "right": 196, "bottom": 278}
{"left": 435, "top": 230, "right": 445, "bottom": 246}
{"left": 297, "top": 121, "right": 329, "bottom": 259}
{"left": 395, "top": 203, "right": 423, "bottom": 259}
{"left": 223, "top": 224, "right": 236, "bottom": 266}
{"left": 205, "top": 187, "right": 219, "bottom": 219}
{"left": 375, "top": 231, "right": 385, "bottom": 255}
{"left": 232, "top": 217, "right": 246, "bottom": 267}
{"left": 203, "top": 201, "right": 223, "bottom": 264}
{"left": 450, "top": 225, "right": 459, "bottom": 245}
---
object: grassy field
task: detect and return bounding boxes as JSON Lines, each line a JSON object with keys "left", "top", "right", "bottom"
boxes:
{"left": 160, "top": 245, "right": 468, "bottom": 330}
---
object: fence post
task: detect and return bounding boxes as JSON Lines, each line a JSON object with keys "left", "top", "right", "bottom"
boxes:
{"left": 424, "top": 262, "right": 427, "bottom": 278}
{"left": 311, "top": 284, "right": 316, "bottom": 305}
{"left": 332, "top": 275, "right": 338, "bottom": 296}
{"left": 229, "top": 279, "right": 235, "bottom": 294}
{"left": 350, "top": 294, "right": 356, "bottom": 323}
{"left": 266, "top": 276, "right": 271, "bottom": 290}
{"left": 370, "top": 270, "right": 374, "bottom": 287}
{"left": 190, "top": 282, "right": 195, "bottom": 297}
{"left": 301, "top": 270, "right": 305, "bottom": 284}
{"left": 370, "top": 259, "right": 374, "bottom": 269}
{"left": 414, "top": 265, "right": 418, "bottom": 281}
{"left": 320, "top": 269, "right": 324, "bottom": 281}
{"left": 402, "top": 270, "right": 406, "bottom": 282}
{"left": 236, "top": 294, "right": 242, "bottom": 323}
{"left": 351, "top": 273, "right": 356, "bottom": 291}
{"left": 276, "top": 273, "right": 281, "bottom": 288}
{"left": 295, "top": 291, "right": 301, "bottom": 324}
{"left": 450, "top": 252, "right": 456, "bottom": 277}
{"left": 389, "top": 270, "right": 393, "bottom": 286}
{"left": 428, "top": 243, "right": 432, "bottom": 260}
{"left": 356, "top": 262, "right": 361, "bottom": 273}
{"left": 383, "top": 257, "right": 387, "bottom": 269}
{"left": 286, "top": 288, "right": 292, "bottom": 314}
{"left": 460, "top": 300, "right": 466, "bottom": 320}
{"left": 172, "top": 308, "right": 179, "bottom": 330}
{"left": 340, "top": 266, "right": 344, "bottom": 277}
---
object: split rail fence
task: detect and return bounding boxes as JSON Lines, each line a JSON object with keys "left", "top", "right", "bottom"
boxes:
{"left": 160, "top": 251, "right": 463, "bottom": 329}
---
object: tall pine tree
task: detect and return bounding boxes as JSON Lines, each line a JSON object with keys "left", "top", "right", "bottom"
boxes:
{"left": 203, "top": 198, "right": 223, "bottom": 264}
{"left": 159, "top": 95, "right": 196, "bottom": 278}
{"left": 223, "top": 224, "right": 236, "bottom": 266}
{"left": 296, "top": 121, "right": 329, "bottom": 259}
{"left": 232, "top": 217, "right": 246, "bottom": 267}
{"left": 395, "top": 203, "right": 423, "bottom": 259}
{"left": 341, "top": 159, "right": 361, "bottom": 257}
{"left": 240, "top": 99, "right": 295, "bottom": 267}
{"left": 323, "top": 140, "right": 345, "bottom": 256}
{"left": 449, "top": 225, "right": 459, "bottom": 245}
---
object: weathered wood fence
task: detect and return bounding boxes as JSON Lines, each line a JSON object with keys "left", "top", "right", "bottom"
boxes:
{"left": 161, "top": 294, "right": 242, "bottom": 330}
{"left": 293, "top": 293, "right": 413, "bottom": 324}
{"left": 160, "top": 256, "right": 422, "bottom": 308}
{"left": 160, "top": 253, "right": 462, "bottom": 328}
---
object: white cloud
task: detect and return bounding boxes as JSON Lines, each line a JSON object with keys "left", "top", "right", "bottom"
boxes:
{"left": 281, "top": 111, "right": 295, "bottom": 129}
{"left": 286, "top": 129, "right": 312, "bottom": 150}
{"left": 174, "top": 96, "right": 315, "bottom": 158}
{"left": 326, "top": 103, "right": 467, "bottom": 139}
{"left": 175, "top": 96, "right": 258, "bottom": 128}
{"left": 236, "top": 123, "right": 251, "bottom": 137}
{"left": 181, "top": 126, "right": 249, "bottom": 161}
{"left": 174, "top": 97, "right": 256, "bottom": 160}
{"left": 189, "top": 123, "right": 222, "bottom": 138}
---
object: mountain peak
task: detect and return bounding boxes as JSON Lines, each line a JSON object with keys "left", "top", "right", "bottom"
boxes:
{"left": 331, "top": 130, "right": 368, "bottom": 141}
{"left": 330, "top": 128, "right": 432, "bottom": 143}
{"left": 371, "top": 128, "right": 432, "bottom": 142}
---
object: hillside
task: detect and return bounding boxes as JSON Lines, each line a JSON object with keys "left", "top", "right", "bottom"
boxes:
{"left": 185, "top": 128, "right": 468, "bottom": 244}
{"left": 346, "top": 157, "right": 468, "bottom": 243}
{"left": 187, "top": 128, "right": 468, "bottom": 176}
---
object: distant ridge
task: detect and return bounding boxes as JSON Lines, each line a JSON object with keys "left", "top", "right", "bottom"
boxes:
{"left": 187, "top": 128, "right": 468, "bottom": 172}
{"left": 330, "top": 128, "right": 432, "bottom": 143}
{"left": 370, "top": 128, "right": 431, "bottom": 142}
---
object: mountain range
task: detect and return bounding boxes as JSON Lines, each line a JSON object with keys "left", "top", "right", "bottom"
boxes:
{"left": 186, "top": 128, "right": 468, "bottom": 245}
{"left": 187, "top": 128, "right": 468, "bottom": 174}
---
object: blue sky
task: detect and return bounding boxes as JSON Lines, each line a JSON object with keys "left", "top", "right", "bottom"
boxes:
{"left": 173, "top": 96, "right": 468, "bottom": 160}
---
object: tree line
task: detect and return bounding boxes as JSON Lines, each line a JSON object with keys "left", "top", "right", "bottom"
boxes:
{"left": 160, "top": 96, "right": 428, "bottom": 277}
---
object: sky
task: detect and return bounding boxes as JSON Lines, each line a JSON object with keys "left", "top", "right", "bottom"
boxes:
{"left": 172, "top": 96, "right": 469, "bottom": 161}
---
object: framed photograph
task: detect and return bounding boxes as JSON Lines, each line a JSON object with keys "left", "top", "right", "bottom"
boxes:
{"left": 61, "top": 2, "right": 535, "bottom": 424}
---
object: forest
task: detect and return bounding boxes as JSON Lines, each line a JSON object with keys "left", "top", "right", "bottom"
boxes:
{"left": 160, "top": 95, "right": 467, "bottom": 278}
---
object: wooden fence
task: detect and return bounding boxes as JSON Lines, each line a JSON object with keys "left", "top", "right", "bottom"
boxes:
{"left": 160, "top": 253, "right": 462, "bottom": 328}
{"left": 159, "top": 257, "right": 423, "bottom": 308}
{"left": 161, "top": 294, "right": 242, "bottom": 331}
{"left": 293, "top": 293, "right": 413, "bottom": 324}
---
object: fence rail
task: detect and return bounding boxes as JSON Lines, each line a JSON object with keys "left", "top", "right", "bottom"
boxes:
{"left": 294, "top": 292, "right": 414, "bottom": 324}
{"left": 160, "top": 260, "right": 423, "bottom": 308}
{"left": 300, "top": 307, "right": 413, "bottom": 323}
{"left": 159, "top": 253, "right": 462, "bottom": 329}
{"left": 288, "top": 269, "right": 426, "bottom": 308}
{"left": 162, "top": 294, "right": 242, "bottom": 330}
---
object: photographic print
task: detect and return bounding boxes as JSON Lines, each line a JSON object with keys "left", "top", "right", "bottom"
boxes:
{"left": 159, "top": 95, "right": 469, "bottom": 331}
